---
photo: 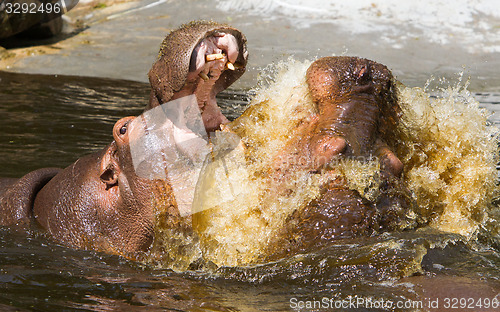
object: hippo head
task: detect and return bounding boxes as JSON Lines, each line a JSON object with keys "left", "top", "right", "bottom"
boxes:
{"left": 305, "top": 56, "right": 402, "bottom": 176}
{"left": 26, "top": 116, "right": 169, "bottom": 254}
{"left": 147, "top": 21, "right": 248, "bottom": 133}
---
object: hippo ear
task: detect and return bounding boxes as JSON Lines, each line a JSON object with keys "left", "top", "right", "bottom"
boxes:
{"left": 99, "top": 142, "right": 120, "bottom": 189}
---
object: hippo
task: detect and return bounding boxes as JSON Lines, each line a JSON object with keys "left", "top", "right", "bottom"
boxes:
{"left": 265, "top": 57, "right": 413, "bottom": 258}
{"left": 0, "top": 21, "right": 248, "bottom": 256}
{"left": 1, "top": 117, "right": 162, "bottom": 253}
{"left": 1, "top": 21, "right": 410, "bottom": 263}
{"left": 193, "top": 56, "right": 413, "bottom": 264}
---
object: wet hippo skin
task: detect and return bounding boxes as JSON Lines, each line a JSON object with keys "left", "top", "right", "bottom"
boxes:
{"left": 0, "top": 117, "right": 170, "bottom": 254}
{"left": 31, "top": 117, "right": 160, "bottom": 253}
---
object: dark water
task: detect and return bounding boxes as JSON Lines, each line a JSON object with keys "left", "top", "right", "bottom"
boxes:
{"left": 0, "top": 72, "right": 148, "bottom": 177}
{"left": 0, "top": 72, "right": 499, "bottom": 311}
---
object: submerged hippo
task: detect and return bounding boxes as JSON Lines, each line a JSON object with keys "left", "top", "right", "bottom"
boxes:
{"left": 266, "top": 57, "right": 413, "bottom": 258}
{"left": 1, "top": 21, "right": 410, "bottom": 262}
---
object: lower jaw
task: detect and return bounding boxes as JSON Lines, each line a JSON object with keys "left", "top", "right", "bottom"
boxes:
{"left": 194, "top": 79, "right": 227, "bottom": 133}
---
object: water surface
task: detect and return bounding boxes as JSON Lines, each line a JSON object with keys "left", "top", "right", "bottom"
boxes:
{"left": 0, "top": 71, "right": 499, "bottom": 311}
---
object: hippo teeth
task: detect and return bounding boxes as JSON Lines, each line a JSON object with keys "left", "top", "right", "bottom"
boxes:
{"left": 199, "top": 72, "right": 210, "bottom": 81}
{"left": 206, "top": 53, "right": 224, "bottom": 61}
{"left": 226, "top": 62, "right": 235, "bottom": 70}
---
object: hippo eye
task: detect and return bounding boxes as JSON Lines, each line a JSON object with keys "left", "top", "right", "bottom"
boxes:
{"left": 119, "top": 126, "right": 127, "bottom": 135}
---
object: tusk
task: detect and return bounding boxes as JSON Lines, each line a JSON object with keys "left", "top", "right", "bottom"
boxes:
{"left": 199, "top": 72, "right": 209, "bottom": 81}
{"left": 206, "top": 53, "right": 224, "bottom": 61}
{"left": 226, "top": 62, "right": 235, "bottom": 70}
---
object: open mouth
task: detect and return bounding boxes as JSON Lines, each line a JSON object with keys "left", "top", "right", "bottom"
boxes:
{"left": 183, "top": 32, "right": 243, "bottom": 133}
{"left": 148, "top": 22, "right": 248, "bottom": 135}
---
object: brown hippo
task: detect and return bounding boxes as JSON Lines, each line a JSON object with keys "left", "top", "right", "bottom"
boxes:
{"left": 194, "top": 56, "right": 413, "bottom": 264}
{"left": 187, "top": 57, "right": 413, "bottom": 267}
{"left": 1, "top": 117, "right": 161, "bottom": 253}
{"left": 0, "top": 21, "right": 248, "bottom": 256}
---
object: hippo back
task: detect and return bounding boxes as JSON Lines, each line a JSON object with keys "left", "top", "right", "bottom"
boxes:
{"left": 0, "top": 168, "right": 61, "bottom": 226}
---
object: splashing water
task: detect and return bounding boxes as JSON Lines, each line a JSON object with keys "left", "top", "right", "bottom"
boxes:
{"left": 192, "top": 59, "right": 328, "bottom": 267}
{"left": 396, "top": 79, "right": 500, "bottom": 238}
{"left": 148, "top": 58, "right": 499, "bottom": 270}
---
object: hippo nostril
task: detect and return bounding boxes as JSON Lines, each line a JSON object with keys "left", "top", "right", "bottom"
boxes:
{"left": 357, "top": 65, "right": 371, "bottom": 82}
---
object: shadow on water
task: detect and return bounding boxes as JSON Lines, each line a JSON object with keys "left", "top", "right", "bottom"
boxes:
{"left": 0, "top": 24, "right": 90, "bottom": 50}
{"left": 0, "top": 72, "right": 499, "bottom": 311}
